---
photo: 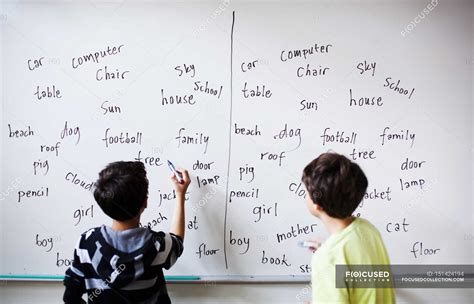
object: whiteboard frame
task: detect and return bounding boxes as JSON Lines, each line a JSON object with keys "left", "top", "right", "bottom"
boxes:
{"left": 0, "top": 275, "right": 311, "bottom": 283}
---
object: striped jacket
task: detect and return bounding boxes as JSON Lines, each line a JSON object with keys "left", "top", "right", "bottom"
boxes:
{"left": 63, "top": 225, "right": 184, "bottom": 304}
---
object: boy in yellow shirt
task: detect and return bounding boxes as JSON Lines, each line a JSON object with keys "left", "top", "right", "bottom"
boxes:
{"left": 302, "top": 152, "right": 395, "bottom": 303}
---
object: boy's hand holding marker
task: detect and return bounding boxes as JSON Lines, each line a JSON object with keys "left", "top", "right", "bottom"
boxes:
{"left": 168, "top": 160, "right": 190, "bottom": 190}
{"left": 171, "top": 169, "right": 190, "bottom": 189}
{"left": 168, "top": 160, "right": 186, "bottom": 183}
{"left": 299, "top": 239, "right": 323, "bottom": 253}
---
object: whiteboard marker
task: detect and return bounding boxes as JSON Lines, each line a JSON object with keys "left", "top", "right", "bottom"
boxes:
{"left": 167, "top": 160, "right": 183, "bottom": 183}
{"left": 298, "top": 241, "right": 313, "bottom": 248}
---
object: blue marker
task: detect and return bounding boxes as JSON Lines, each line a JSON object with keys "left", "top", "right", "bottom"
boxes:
{"left": 167, "top": 160, "right": 183, "bottom": 183}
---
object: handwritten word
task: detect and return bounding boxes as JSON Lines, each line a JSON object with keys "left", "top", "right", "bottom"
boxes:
{"left": 135, "top": 150, "right": 162, "bottom": 166}
{"left": 384, "top": 77, "right": 415, "bottom": 99}
{"left": 229, "top": 230, "right": 250, "bottom": 254}
{"left": 300, "top": 99, "right": 318, "bottom": 111}
{"left": 72, "top": 44, "right": 124, "bottom": 69}
{"left": 193, "top": 160, "right": 214, "bottom": 170}
{"left": 60, "top": 121, "right": 80, "bottom": 145}
{"left": 349, "top": 148, "right": 376, "bottom": 161}
{"left": 234, "top": 123, "right": 261, "bottom": 136}
{"left": 96, "top": 66, "right": 129, "bottom": 81}
{"left": 161, "top": 89, "right": 195, "bottom": 105}
{"left": 229, "top": 188, "right": 259, "bottom": 203}
{"left": 349, "top": 89, "right": 383, "bottom": 107}
{"left": 386, "top": 218, "right": 409, "bottom": 233}
{"left": 300, "top": 264, "right": 311, "bottom": 273}
{"left": 241, "top": 60, "right": 259, "bottom": 72}
{"left": 260, "top": 151, "right": 286, "bottom": 166}
{"left": 73, "top": 204, "right": 94, "bottom": 226}
{"left": 297, "top": 64, "right": 330, "bottom": 77}
{"left": 261, "top": 251, "right": 291, "bottom": 267}
{"left": 280, "top": 43, "right": 333, "bottom": 62}
{"left": 102, "top": 128, "right": 142, "bottom": 148}
{"left": 193, "top": 81, "right": 223, "bottom": 99}
{"left": 400, "top": 178, "right": 425, "bottom": 191}
{"left": 411, "top": 242, "right": 440, "bottom": 259}
{"left": 187, "top": 216, "right": 198, "bottom": 230}
{"left": 175, "top": 64, "right": 195, "bottom": 78}
{"left": 242, "top": 82, "right": 272, "bottom": 98}
{"left": 140, "top": 212, "right": 168, "bottom": 229}
{"left": 8, "top": 124, "right": 34, "bottom": 138}
{"left": 321, "top": 127, "right": 357, "bottom": 146}
{"left": 356, "top": 60, "right": 376, "bottom": 77}
{"left": 401, "top": 158, "right": 426, "bottom": 170}
{"left": 364, "top": 187, "right": 391, "bottom": 201}
{"left": 239, "top": 164, "right": 255, "bottom": 183}
{"left": 289, "top": 182, "right": 307, "bottom": 198}
{"left": 196, "top": 175, "right": 220, "bottom": 188}
{"left": 274, "top": 123, "right": 301, "bottom": 149}
{"left": 65, "top": 172, "right": 93, "bottom": 192}
{"left": 28, "top": 57, "right": 44, "bottom": 71}
{"left": 56, "top": 252, "right": 73, "bottom": 267}
{"left": 380, "top": 127, "right": 416, "bottom": 148}
{"left": 253, "top": 203, "right": 278, "bottom": 223}
{"left": 18, "top": 187, "right": 49, "bottom": 203}
{"left": 276, "top": 224, "right": 318, "bottom": 243}
{"left": 40, "top": 142, "right": 61, "bottom": 157}
{"left": 35, "top": 234, "right": 53, "bottom": 252}
{"left": 34, "top": 85, "right": 61, "bottom": 100}
{"left": 157, "top": 190, "right": 190, "bottom": 206}
{"left": 33, "top": 159, "right": 49, "bottom": 176}
{"left": 176, "top": 128, "right": 209, "bottom": 154}
{"left": 196, "top": 243, "right": 220, "bottom": 258}
{"left": 101, "top": 101, "right": 121, "bottom": 115}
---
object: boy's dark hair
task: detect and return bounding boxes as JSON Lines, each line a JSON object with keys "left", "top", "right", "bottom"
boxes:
{"left": 302, "top": 152, "right": 368, "bottom": 219}
{"left": 94, "top": 161, "right": 149, "bottom": 221}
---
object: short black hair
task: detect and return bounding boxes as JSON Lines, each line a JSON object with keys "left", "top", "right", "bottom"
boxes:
{"left": 302, "top": 152, "right": 368, "bottom": 219}
{"left": 94, "top": 161, "right": 149, "bottom": 221}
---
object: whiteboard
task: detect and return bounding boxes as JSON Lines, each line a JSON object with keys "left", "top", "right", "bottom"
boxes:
{"left": 1, "top": 0, "right": 473, "bottom": 282}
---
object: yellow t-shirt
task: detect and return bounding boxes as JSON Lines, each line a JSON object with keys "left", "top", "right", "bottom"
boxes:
{"left": 311, "top": 217, "right": 396, "bottom": 304}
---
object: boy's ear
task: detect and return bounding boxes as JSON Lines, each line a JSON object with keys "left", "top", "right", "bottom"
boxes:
{"left": 144, "top": 198, "right": 148, "bottom": 209}
{"left": 314, "top": 203, "right": 324, "bottom": 212}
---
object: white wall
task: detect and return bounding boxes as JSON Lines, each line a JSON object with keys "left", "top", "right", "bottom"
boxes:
{"left": 1, "top": 282, "right": 474, "bottom": 303}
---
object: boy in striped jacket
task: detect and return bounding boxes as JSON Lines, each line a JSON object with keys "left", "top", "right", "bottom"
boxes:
{"left": 63, "top": 161, "right": 190, "bottom": 304}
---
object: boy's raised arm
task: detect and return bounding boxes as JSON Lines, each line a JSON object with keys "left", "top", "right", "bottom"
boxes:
{"left": 169, "top": 169, "right": 190, "bottom": 240}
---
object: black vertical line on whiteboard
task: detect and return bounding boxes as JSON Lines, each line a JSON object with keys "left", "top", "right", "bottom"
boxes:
{"left": 224, "top": 11, "right": 235, "bottom": 270}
